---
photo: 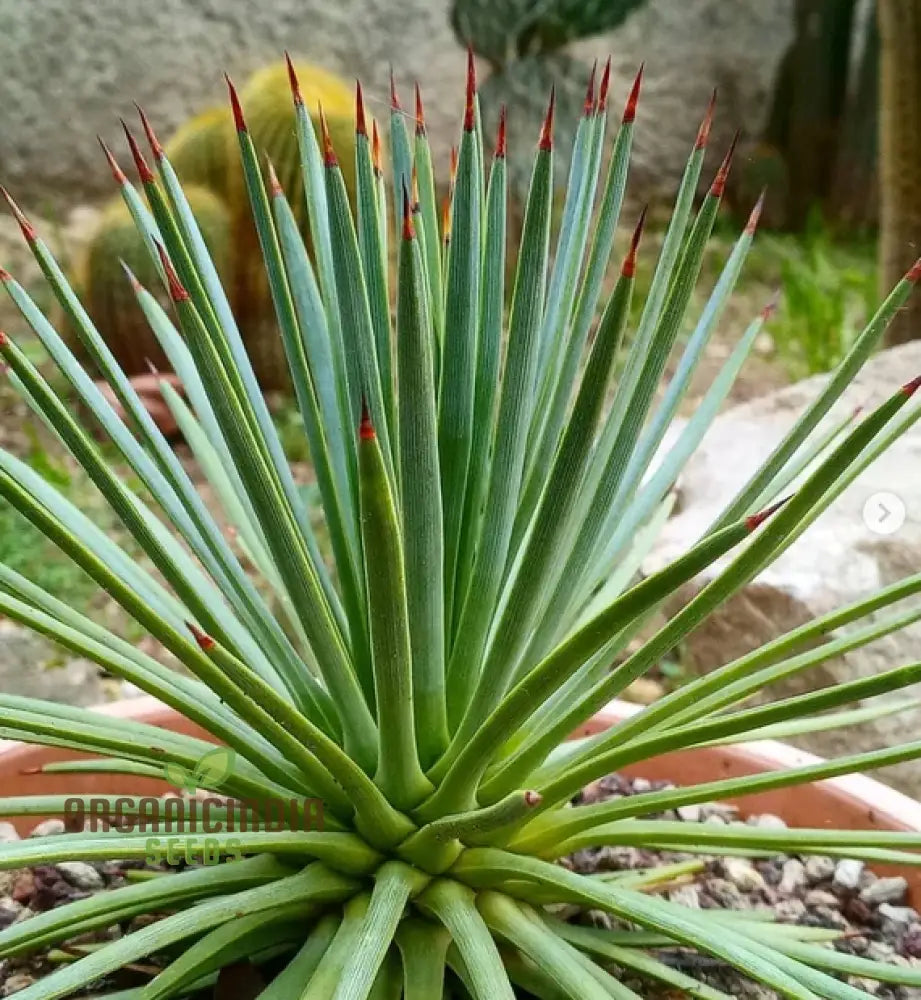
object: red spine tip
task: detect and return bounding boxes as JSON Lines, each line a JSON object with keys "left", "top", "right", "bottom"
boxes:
{"left": 0, "top": 187, "right": 37, "bottom": 242}
{"left": 120, "top": 121, "right": 156, "bottom": 184}
{"left": 583, "top": 60, "right": 597, "bottom": 117}
{"left": 359, "top": 399, "right": 375, "bottom": 439}
{"left": 538, "top": 87, "right": 555, "bottom": 151}
{"left": 746, "top": 494, "right": 792, "bottom": 532}
{"left": 599, "top": 56, "right": 613, "bottom": 112}
{"left": 225, "top": 74, "right": 246, "bottom": 132}
{"left": 695, "top": 89, "right": 718, "bottom": 150}
{"left": 355, "top": 80, "right": 368, "bottom": 137}
{"left": 135, "top": 104, "right": 164, "bottom": 160}
{"left": 622, "top": 206, "right": 647, "bottom": 278}
{"left": 119, "top": 259, "right": 142, "bottom": 291}
{"left": 464, "top": 48, "right": 476, "bottom": 132}
{"left": 495, "top": 104, "right": 507, "bottom": 158}
{"left": 0, "top": 331, "right": 8, "bottom": 348}
{"left": 390, "top": 68, "right": 401, "bottom": 111}
{"left": 623, "top": 62, "right": 643, "bottom": 123}
{"left": 902, "top": 374, "right": 921, "bottom": 397}
{"left": 285, "top": 52, "right": 303, "bottom": 105}
{"left": 318, "top": 105, "right": 338, "bottom": 167}
{"left": 414, "top": 82, "right": 426, "bottom": 136}
{"left": 155, "top": 242, "right": 190, "bottom": 302}
{"left": 907, "top": 257, "right": 921, "bottom": 283}
{"left": 97, "top": 137, "right": 127, "bottom": 185}
{"left": 187, "top": 622, "right": 216, "bottom": 651}
{"left": 745, "top": 188, "right": 766, "bottom": 235}
{"left": 710, "top": 131, "right": 740, "bottom": 198}
{"left": 761, "top": 289, "right": 780, "bottom": 321}
{"left": 0, "top": 267, "right": 11, "bottom": 283}
{"left": 371, "top": 120, "right": 383, "bottom": 174}
{"left": 401, "top": 183, "right": 415, "bottom": 241}
{"left": 266, "top": 158, "right": 284, "bottom": 197}
{"left": 524, "top": 790, "right": 542, "bottom": 807}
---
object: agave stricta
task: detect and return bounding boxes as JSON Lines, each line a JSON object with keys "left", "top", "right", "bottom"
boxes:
{"left": 1, "top": 49, "right": 921, "bottom": 1000}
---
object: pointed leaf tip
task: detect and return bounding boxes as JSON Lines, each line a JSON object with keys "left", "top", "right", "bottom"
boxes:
{"left": 902, "top": 374, "right": 921, "bottom": 396}
{"left": 496, "top": 104, "right": 507, "bottom": 158}
{"left": 761, "top": 289, "right": 781, "bottom": 321}
{"left": 623, "top": 62, "right": 643, "bottom": 123}
{"left": 0, "top": 267, "right": 11, "bottom": 283}
{"left": 0, "top": 330, "right": 8, "bottom": 348}
{"left": 710, "top": 130, "right": 740, "bottom": 198}
{"left": 745, "top": 188, "right": 766, "bottom": 234}
{"left": 355, "top": 79, "right": 368, "bottom": 137}
{"left": 266, "top": 158, "right": 284, "bottom": 197}
{"left": 0, "top": 186, "right": 37, "bottom": 242}
{"left": 599, "top": 56, "right": 613, "bottom": 112}
{"left": 155, "top": 242, "right": 190, "bottom": 302}
{"left": 359, "top": 398, "right": 375, "bottom": 440}
{"left": 695, "top": 89, "right": 717, "bottom": 149}
{"left": 621, "top": 206, "right": 647, "bottom": 277}
{"left": 414, "top": 81, "right": 426, "bottom": 135}
{"left": 187, "top": 622, "right": 216, "bottom": 651}
{"left": 135, "top": 104, "right": 164, "bottom": 160}
{"left": 371, "top": 120, "right": 383, "bottom": 174}
{"left": 464, "top": 48, "right": 476, "bottom": 131}
{"left": 746, "top": 494, "right": 792, "bottom": 532}
{"left": 401, "top": 181, "right": 415, "bottom": 241}
{"left": 317, "top": 105, "right": 338, "bottom": 166}
{"left": 119, "top": 259, "right": 142, "bottom": 291}
{"left": 583, "top": 60, "right": 597, "bottom": 116}
{"left": 539, "top": 87, "right": 555, "bottom": 151}
{"left": 225, "top": 74, "right": 246, "bottom": 132}
{"left": 285, "top": 52, "right": 303, "bottom": 105}
{"left": 120, "top": 121, "right": 155, "bottom": 184}
{"left": 907, "top": 257, "right": 921, "bottom": 283}
{"left": 390, "top": 67, "right": 401, "bottom": 111}
{"left": 97, "top": 137, "right": 127, "bottom": 184}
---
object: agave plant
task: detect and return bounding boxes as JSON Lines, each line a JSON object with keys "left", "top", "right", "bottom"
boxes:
{"left": 1, "top": 49, "right": 921, "bottom": 1000}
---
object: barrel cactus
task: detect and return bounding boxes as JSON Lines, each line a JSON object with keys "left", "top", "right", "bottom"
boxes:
{"left": 71, "top": 184, "right": 232, "bottom": 375}
{"left": 165, "top": 106, "right": 239, "bottom": 203}
{"left": 1, "top": 48, "right": 921, "bottom": 1000}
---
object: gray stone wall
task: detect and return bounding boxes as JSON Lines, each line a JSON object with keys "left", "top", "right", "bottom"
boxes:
{"left": 0, "top": 1, "right": 791, "bottom": 205}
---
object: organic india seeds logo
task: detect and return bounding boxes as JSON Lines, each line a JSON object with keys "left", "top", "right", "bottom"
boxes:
{"left": 63, "top": 747, "right": 324, "bottom": 867}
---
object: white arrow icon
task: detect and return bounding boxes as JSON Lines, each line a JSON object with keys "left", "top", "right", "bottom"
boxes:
{"left": 862, "top": 492, "right": 906, "bottom": 535}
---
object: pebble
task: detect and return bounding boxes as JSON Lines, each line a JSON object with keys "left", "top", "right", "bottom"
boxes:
{"left": 833, "top": 858, "right": 865, "bottom": 891}
{"left": 0, "top": 825, "right": 19, "bottom": 845}
{"left": 1, "top": 974, "right": 34, "bottom": 997}
{"left": 0, "top": 899, "right": 25, "bottom": 930}
{"left": 28, "top": 819, "right": 65, "bottom": 838}
{"left": 803, "top": 855, "right": 836, "bottom": 885}
{"left": 721, "top": 858, "right": 766, "bottom": 893}
{"left": 55, "top": 862, "right": 105, "bottom": 891}
{"left": 778, "top": 859, "right": 806, "bottom": 894}
{"left": 878, "top": 903, "right": 919, "bottom": 926}
{"left": 704, "top": 877, "right": 745, "bottom": 909}
{"left": 668, "top": 885, "right": 701, "bottom": 909}
{"left": 773, "top": 898, "right": 807, "bottom": 922}
{"left": 676, "top": 804, "right": 703, "bottom": 823}
{"left": 858, "top": 876, "right": 908, "bottom": 906}
{"left": 749, "top": 813, "right": 787, "bottom": 830}
{"left": 804, "top": 889, "right": 839, "bottom": 909}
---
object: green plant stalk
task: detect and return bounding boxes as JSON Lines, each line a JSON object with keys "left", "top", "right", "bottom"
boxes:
{"left": 359, "top": 411, "right": 433, "bottom": 811}
{"left": 396, "top": 206, "right": 449, "bottom": 766}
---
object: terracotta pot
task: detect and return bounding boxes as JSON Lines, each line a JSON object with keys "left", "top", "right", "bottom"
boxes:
{"left": 3, "top": 697, "right": 920, "bottom": 895}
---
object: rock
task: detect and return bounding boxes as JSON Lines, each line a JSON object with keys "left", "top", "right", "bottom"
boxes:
{"left": 0, "top": 825, "right": 19, "bottom": 844}
{"left": 0, "top": 626, "right": 111, "bottom": 707}
{"left": 0, "top": 898, "right": 25, "bottom": 930}
{"left": 668, "top": 885, "right": 701, "bottom": 909}
{"left": 676, "top": 804, "right": 703, "bottom": 823}
{"left": 2, "top": 973, "right": 35, "bottom": 997}
{"left": 0, "top": 1, "right": 791, "bottom": 207}
{"left": 55, "top": 861, "right": 105, "bottom": 891}
{"left": 749, "top": 813, "right": 787, "bottom": 830}
{"left": 622, "top": 677, "right": 664, "bottom": 706}
{"left": 778, "top": 859, "right": 806, "bottom": 895}
{"left": 774, "top": 898, "right": 807, "bottom": 922}
{"left": 859, "top": 876, "right": 908, "bottom": 906}
{"left": 803, "top": 856, "right": 836, "bottom": 885}
{"left": 834, "top": 859, "right": 866, "bottom": 891}
{"left": 721, "top": 858, "right": 766, "bottom": 893}
{"left": 645, "top": 343, "right": 921, "bottom": 795}
{"left": 804, "top": 889, "right": 839, "bottom": 909}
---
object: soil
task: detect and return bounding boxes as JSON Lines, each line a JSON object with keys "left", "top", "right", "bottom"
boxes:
{"left": 3, "top": 775, "right": 921, "bottom": 998}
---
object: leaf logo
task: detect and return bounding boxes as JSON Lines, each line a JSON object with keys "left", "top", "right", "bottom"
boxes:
{"left": 163, "top": 748, "right": 235, "bottom": 793}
